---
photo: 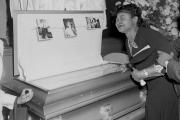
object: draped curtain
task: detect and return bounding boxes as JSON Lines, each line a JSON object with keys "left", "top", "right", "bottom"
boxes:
{"left": 10, "top": 0, "right": 106, "bottom": 10}
{"left": 10, "top": 0, "right": 107, "bottom": 27}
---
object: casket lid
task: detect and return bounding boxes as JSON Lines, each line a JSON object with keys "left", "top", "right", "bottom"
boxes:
{"left": 13, "top": 11, "right": 106, "bottom": 81}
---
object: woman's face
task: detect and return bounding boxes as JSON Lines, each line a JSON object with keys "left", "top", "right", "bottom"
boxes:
{"left": 116, "top": 12, "right": 136, "bottom": 33}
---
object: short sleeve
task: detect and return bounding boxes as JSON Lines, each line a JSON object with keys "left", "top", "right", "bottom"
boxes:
{"left": 158, "top": 38, "right": 172, "bottom": 54}
{"left": 0, "top": 90, "right": 16, "bottom": 109}
{"left": 149, "top": 32, "right": 172, "bottom": 54}
{"left": 173, "top": 38, "right": 180, "bottom": 59}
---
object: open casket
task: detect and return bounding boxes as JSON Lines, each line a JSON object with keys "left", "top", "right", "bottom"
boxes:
{"left": 2, "top": 11, "right": 144, "bottom": 120}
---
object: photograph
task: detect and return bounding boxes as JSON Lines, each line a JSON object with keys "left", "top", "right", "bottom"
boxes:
{"left": 63, "top": 18, "right": 77, "bottom": 38}
{"left": 86, "top": 17, "right": 101, "bottom": 29}
{"left": 36, "top": 19, "right": 53, "bottom": 41}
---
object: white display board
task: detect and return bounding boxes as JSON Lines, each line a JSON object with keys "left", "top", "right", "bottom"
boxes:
{"left": 13, "top": 11, "right": 105, "bottom": 81}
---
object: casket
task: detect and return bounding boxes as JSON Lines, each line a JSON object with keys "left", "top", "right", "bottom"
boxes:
{"left": 2, "top": 11, "right": 145, "bottom": 120}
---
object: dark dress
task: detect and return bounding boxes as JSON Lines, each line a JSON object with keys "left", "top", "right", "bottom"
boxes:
{"left": 126, "top": 27, "right": 179, "bottom": 120}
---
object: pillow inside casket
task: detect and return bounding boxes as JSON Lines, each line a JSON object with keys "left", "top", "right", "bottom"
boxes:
{"left": 103, "top": 52, "right": 129, "bottom": 64}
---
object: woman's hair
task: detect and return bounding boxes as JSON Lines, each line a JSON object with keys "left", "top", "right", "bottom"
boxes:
{"left": 116, "top": 4, "right": 148, "bottom": 27}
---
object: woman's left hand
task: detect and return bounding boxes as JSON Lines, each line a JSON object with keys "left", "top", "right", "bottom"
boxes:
{"left": 131, "top": 68, "right": 146, "bottom": 82}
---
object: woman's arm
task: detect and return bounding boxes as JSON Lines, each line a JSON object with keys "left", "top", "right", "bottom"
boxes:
{"left": 131, "top": 64, "right": 164, "bottom": 82}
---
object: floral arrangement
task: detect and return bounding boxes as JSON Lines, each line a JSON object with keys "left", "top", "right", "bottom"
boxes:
{"left": 115, "top": 0, "right": 180, "bottom": 40}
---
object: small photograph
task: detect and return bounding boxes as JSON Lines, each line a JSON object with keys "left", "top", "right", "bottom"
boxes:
{"left": 86, "top": 17, "right": 101, "bottom": 29}
{"left": 63, "top": 18, "right": 77, "bottom": 38}
{"left": 36, "top": 19, "right": 53, "bottom": 41}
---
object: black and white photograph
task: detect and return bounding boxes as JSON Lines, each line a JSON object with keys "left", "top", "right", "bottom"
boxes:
{"left": 86, "top": 17, "right": 101, "bottom": 29}
{"left": 36, "top": 19, "right": 53, "bottom": 41}
{"left": 1, "top": 0, "right": 180, "bottom": 120}
{"left": 63, "top": 18, "right": 77, "bottom": 38}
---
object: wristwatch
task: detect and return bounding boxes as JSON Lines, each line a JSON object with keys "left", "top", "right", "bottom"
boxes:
{"left": 154, "top": 65, "right": 164, "bottom": 73}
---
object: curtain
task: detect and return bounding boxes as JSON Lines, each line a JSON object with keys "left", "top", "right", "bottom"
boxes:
{"left": 10, "top": 0, "right": 106, "bottom": 27}
{"left": 10, "top": 0, "right": 106, "bottom": 10}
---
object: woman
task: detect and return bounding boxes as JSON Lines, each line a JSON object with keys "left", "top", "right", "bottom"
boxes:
{"left": 0, "top": 39, "right": 33, "bottom": 120}
{"left": 115, "top": 3, "right": 178, "bottom": 120}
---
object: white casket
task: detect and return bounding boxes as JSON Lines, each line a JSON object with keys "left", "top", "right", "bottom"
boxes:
{"left": 2, "top": 11, "right": 144, "bottom": 120}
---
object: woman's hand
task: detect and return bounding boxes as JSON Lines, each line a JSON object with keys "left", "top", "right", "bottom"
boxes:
{"left": 17, "top": 88, "right": 33, "bottom": 104}
{"left": 131, "top": 68, "right": 147, "bottom": 82}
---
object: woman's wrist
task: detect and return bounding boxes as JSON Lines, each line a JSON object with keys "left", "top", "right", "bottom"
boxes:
{"left": 154, "top": 64, "right": 164, "bottom": 73}
{"left": 143, "top": 70, "right": 148, "bottom": 78}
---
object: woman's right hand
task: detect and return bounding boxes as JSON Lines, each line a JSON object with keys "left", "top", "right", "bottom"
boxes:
{"left": 17, "top": 88, "right": 33, "bottom": 104}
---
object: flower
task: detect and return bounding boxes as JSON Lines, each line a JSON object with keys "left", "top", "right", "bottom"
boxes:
{"left": 115, "top": 0, "right": 180, "bottom": 40}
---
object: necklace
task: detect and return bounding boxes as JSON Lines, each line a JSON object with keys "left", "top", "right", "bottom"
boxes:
{"left": 128, "top": 40, "right": 138, "bottom": 56}
{"left": 128, "top": 40, "right": 138, "bottom": 49}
